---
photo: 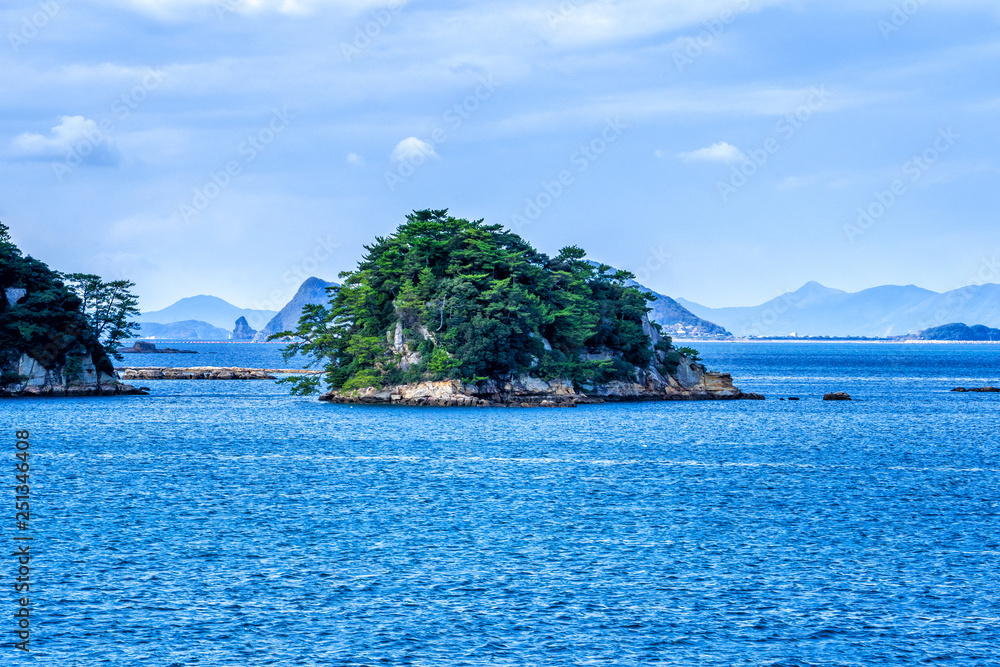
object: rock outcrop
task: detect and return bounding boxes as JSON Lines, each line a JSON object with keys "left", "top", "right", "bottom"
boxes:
{"left": 231, "top": 316, "right": 258, "bottom": 341}
{"left": 118, "top": 366, "right": 278, "bottom": 380}
{"left": 951, "top": 386, "right": 1000, "bottom": 393}
{"left": 823, "top": 392, "right": 852, "bottom": 401}
{"left": 1, "top": 353, "right": 146, "bottom": 397}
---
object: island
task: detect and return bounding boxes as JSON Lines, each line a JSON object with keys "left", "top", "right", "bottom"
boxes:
{"left": 1, "top": 223, "right": 145, "bottom": 397}
{"left": 910, "top": 323, "right": 1000, "bottom": 342}
{"left": 277, "top": 210, "right": 762, "bottom": 406}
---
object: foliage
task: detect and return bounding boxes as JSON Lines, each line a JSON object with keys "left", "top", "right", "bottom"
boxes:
{"left": 64, "top": 273, "right": 141, "bottom": 361}
{"left": 277, "top": 210, "right": 676, "bottom": 394}
{"left": 676, "top": 346, "right": 702, "bottom": 362}
{"left": 0, "top": 221, "right": 115, "bottom": 378}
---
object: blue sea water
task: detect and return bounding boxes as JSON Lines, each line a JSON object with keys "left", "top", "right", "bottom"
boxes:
{"left": 3, "top": 342, "right": 999, "bottom": 665}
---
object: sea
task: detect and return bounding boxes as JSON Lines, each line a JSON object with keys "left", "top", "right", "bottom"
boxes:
{"left": 3, "top": 341, "right": 999, "bottom": 666}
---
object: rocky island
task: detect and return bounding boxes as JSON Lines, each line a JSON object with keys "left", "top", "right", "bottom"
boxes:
{"left": 1, "top": 223, "right": 145, "bottom": 397}
{"left": 277, "top": 210, "right": 761, "bottom": 406}
{"left": 117, "top": 341, "right": 198, "bottom": 354}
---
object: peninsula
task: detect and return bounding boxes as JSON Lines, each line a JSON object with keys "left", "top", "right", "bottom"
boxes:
{"left": 277, "top": 210, "right": 759, "bottom": 406}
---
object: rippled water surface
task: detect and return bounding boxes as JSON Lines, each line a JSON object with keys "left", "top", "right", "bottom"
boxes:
{"left": 3, "top": 343, "right": 999, "bottom": 665}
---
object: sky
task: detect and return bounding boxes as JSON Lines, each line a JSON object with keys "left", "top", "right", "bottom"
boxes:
{"left": 2, "top": 0, "right": 999, "bottom": 312}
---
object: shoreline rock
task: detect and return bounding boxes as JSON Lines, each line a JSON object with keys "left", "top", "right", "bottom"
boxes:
{"left": 319, "top": 370, "right": 761, "bottom": 408}
{"left": 117, "top": 366, "right": 279, "bottom": 380}
{"left": 1, "top": 353, "right": 147, "bottom": 398}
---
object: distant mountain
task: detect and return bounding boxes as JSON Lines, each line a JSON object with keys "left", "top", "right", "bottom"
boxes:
{"left": 137, "top": 320, "right": 231, "bottom": 340}
{"left": 913, "top": 323, "right": 1000, "bottom": 341}
{"left": 253, "top": 277, "right": 338, "bottom": 342}
{"left": 626, "top": 279, "right": 731, "bottom": 337}
{"left": 138, "top": 295, "right": 277, "bottom": 331}
{"left": 678, "top": 282, "right": 1000, "bottom": 337}
{"left": 575, "top": 261, "right": 729, "bottom": 337}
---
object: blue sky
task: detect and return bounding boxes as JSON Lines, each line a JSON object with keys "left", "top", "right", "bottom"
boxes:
{"left": 2, "top": 0, "right": 999, "bottom": 311}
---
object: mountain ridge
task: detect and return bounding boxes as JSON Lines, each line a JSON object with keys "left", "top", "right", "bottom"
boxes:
{"left": 138, "top": 295, "right": 276, "bottom": 331}
{"left": 679, "top": 282, "right": 1000, "bottom": 337}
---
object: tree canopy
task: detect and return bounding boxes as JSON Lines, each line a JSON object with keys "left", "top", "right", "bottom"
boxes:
{"left": 0, "top": 222, "right": 118, "bottom": 381}
{"left": 277, "top": 210, "right": 675, "bottom": 394}
{"left": 64, "top": 273, "right": 141, "bottom": 360}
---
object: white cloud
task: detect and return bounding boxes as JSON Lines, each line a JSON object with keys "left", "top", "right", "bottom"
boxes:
{"left": 10, "top": 116, "right": 121, "bottom": 166}
{"left": 346, "top": 152, "right": 365, "bottom": 166}
{"left": 677, "top": 142, "right": 746, "bottom": 164}
{"left": 390, "top": 137, "right": 437, "bottom": 163}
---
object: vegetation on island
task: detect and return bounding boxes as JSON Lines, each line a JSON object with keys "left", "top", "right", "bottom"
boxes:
{"left": 914, "top": 323, "right": 1000, "bottom": 342}
{"left": 277, "top": 210, "right": 694, "bottom": 395}
{"left": 0, "top": 221, "right": 140, "bottom": 389}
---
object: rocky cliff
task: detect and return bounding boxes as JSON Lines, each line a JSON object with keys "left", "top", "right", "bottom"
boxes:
{"left": 231, "top": 316, "right": 258, "bottom": 341}
{"left": 2, "top": 352, "right": 146, "bottom": 397}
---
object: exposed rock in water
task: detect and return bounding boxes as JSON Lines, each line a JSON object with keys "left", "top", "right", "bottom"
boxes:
{"left": 231, "top": 316, "right": 258, "bottom": 341}
{"left": 116, "top": 341, "right": 198, "bottom": 354}
{"left": 952, "top": 386, "right": 1000, "bottom": 393}
{"left": 117, "top": 366, "right": 279, "bottom": 380}
{"left": 823, "top": 392, "right": 852, "bottom": 401}
{"left": 1, "top": 353, "right": 147, "bottom": 397}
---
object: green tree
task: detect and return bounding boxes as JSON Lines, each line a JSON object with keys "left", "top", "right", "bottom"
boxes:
{"left": 676, "top": 346, "right": 702, "bottom": 362}
{"left": 1, "top": 223, "right": 115, "bottom": 380}
{"left": 276, "top": 210, "right": 668, "bottom": 395}
{"left": 64, "top": 274, "right": 141, "bottom": 360}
